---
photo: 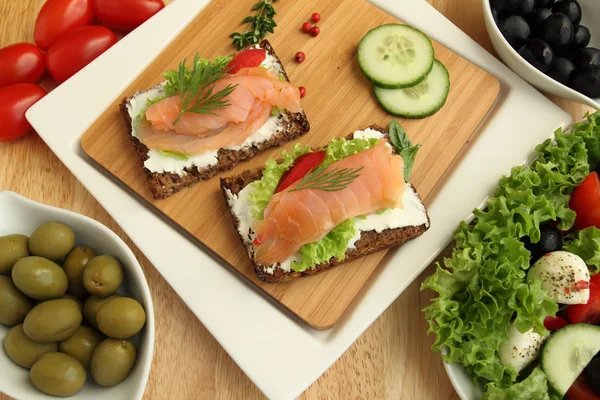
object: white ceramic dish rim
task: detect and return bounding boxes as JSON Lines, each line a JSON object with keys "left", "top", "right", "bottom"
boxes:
{"left": 0, "top": 191, "right": 155, "bottom": 400}
{"left": 24, "top": 0, "right": 572, "bottom": 399}
{"left": 481, "top": 0, "right": 600, "bottom": 110}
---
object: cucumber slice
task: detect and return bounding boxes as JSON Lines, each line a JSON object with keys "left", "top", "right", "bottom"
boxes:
{"left": 358, "top": 24, "right": 434, "bottom": 89}
{"left": 541, "top": 323, "right": 600, "bottom": 397}
{"left": 373, "top": 59, "right": 450, "bottom": 119}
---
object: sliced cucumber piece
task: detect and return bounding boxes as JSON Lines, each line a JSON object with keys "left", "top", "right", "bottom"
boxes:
{"left": 541, "top": 323, "right": 600, "bottom": 397}
{"left": 373, "top": 59, "right": 450, "bottom": 119}
{"left": 358, "top": 24, "right": 434, "bottom": 89}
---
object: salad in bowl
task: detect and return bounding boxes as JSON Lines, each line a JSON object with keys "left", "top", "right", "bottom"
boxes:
{"left": 423, "top": 111, "right": 600, "bottom": 399}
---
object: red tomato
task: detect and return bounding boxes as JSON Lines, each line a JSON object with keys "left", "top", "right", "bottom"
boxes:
{"left": 93, "top": 0, "right": 164, "bottom": 32}
{"left": 566, "top": 374, "right": 600, "bottom": 400}
{"left": 0, "top": 84, "right": 47, "bottom": 142}
{"left": 570, "top": 172, "right": 600, "bottom": 230}
{"left": 46, "top": 26, "right": 118, "bottom": 83}
{"left": 0, "top": 43, "right": 46, "bottom": 89}
{"left": 543, "top": 315, "right": 570, "bottom": 330}
{"left": 34, "top": 0, "right": 94, "bottom": 51}
{"left": 592, "top": 273, "right": 600, "bottom": 286}
{"left": 567, "top": 282, "right": 600, "bottom": 324}
{"left": 226, "top": 49, "right": 267, "bottom": 74}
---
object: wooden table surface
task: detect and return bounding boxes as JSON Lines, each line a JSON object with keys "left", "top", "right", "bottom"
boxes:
{"left": 0, "top": 0, "right": 593, "bottom": 399}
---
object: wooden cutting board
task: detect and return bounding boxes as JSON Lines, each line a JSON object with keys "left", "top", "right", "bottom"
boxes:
{"left": 81, "top": 0, "right": 500, "bottom": 329}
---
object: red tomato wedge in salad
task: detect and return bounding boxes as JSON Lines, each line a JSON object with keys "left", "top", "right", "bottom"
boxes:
{"left": 253, "top": 140, "right": 405, "bottom": 265}
{"left": 275, "top": 151, "right": 327, "bottom": 193}
{"left": 34, "top": 0, "right": 95, "bottom": 50}
{"left": 544, "top": 315, "right": 570, "bottom": 330}
{"left": 226, "top": 49, "right": 267, "bottom": 74}
{"left": 567, "top": 282, "right": 600, "bottom": 324}
{"left": 570, "top": 172, "right": 600, "bottom": 230}
{"left": 566, "top": 375, "right": 600, "bottom": 400}
{"left": 92, "top": 0, "right": 165, "bottom": 32}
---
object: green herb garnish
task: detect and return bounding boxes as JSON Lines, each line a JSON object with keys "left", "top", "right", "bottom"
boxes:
{"left": 289, "top": 165, "right": 364, "bottom": 193}
{"left": 167, "top": 54, "right": 238, "bottom": 126}
{"left": 159, "top": 150, "right": 190, "bottom": 160}
{"left": 230, "top": 0, "right": 278, "bottom": 50}
{"left": 389, "top": 120, "right": 421, "bottom": 181}
{"left": 271, "top": 106, "right": 281, "bottom": 117}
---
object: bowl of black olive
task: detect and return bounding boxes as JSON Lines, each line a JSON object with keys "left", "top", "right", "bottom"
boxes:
{"left": 483, "top": 0, "right": 600, "bottom": 109}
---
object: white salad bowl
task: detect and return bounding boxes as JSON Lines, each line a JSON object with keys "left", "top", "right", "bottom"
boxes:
{"left": 0, "top": 191, "right": 154, "bottom": 400}
{"left": 482, "top": 0, "right": 600, "bottom": 110}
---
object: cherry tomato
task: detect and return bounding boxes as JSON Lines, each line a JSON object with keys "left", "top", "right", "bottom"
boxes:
{"left": 301, "top": 22, "right": 312, "bottom": 33}
{"left": 310, "top": 27, "right": 321, "bottom": 37}
{"left": 567, "top": 282, "right": 600, "bottom": 324}
{"left": 543, "top": 315, "right": 570, "bottom": 330}
{"left": 299, "top": 86, "right": 307, "bottom": 98}
{"left": 46, "top": 26, "right": 118, "bottom": 83}
{"left": 570, "top": 172, "right": 600, "bottom": 230}
{"left": 34, "top": 0, "right": 94, "bottom": 51}
{"left": 311, "top": 13, "right": 321, "bottom": 23}
{"left": 566, "top": 374, "right": 600, "bottom": 400}
{"left": 0, "top": 84, "right": 47, "bottom": 142}
{"left": 92, "top": 0, "right": 165, "bottom": 32}
{"left": 295, "top": 52, "right": 306, "bottom": 63}
{"left": 0, "top": 43, "right": 46, "bottom": 89}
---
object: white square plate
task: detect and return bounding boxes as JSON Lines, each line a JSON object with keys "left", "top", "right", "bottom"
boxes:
{"left": 26, "top": 0, "right": 572, "bottom": 398}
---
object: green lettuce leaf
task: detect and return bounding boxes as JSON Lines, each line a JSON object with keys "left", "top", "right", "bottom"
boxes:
{"left": 483, "top": 367, "right": 558, "bottom": 400}
{"left": 158, "top": 150, "right": 189, "bottom": 160}
{"left": 422, "top": 112, "right": 600, "bottom": 390}
{"left": 563, "top": 226, "right": 600, "bottom": 275}
{"left": 291, "top": 219, "right": 357, "bottom": 272}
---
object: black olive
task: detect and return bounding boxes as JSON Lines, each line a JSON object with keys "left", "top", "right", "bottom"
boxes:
{"left": 552, "top": 0, "right": 582, "bottom": 25}
{"left": 585, "top": 358, "right": 600, "bottom": 396}
{"left": 535, "top": 0, "right": 555, "bottom": 7}
{"left": 523, "top": 225, "right": 563, "bottom": 263}
{"left": 519, "top": 40, "right": 554, "bottom": 72}
{"left": 500, "top": 15, "right": 531, "bottom": 49}
{"left": 516, "top": 0, "right": 535, "bottom": 15}
{"left": 573, "top": 48, "right": 600, "bottom": 69}
{"left": 542, "top": 13, "right": 574, "bottom": 48}
{"left": 573, "top": 25, "right": 592, "bottom": 50}
{"left": 490, "top": 0, "right": 523, "bottom": 12}
{"left": 570, "top": 65, "right": 600, "bottom": 98}
{"left": 547, "top": 57, "right": 575, "bottom": 84}
{"left": 527, "top": 8, "right": 553, "bottom": 36}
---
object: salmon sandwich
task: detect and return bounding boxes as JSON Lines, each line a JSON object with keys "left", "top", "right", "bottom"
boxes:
{"left": 121, "top": 40, "right": 310, "bottom": 199}
{"left": 221, "top": 121, "right": 430, "bottom": 282}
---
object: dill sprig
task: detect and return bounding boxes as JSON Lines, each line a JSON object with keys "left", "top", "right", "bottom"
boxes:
{"left": 289, "top": 166, "right": 364, "bottom": 193}
{"left": 230, "top": 0, "right": 278, "bottom": 50}
{"left": 171, "top": 54, "right": 238, "bottom": 125}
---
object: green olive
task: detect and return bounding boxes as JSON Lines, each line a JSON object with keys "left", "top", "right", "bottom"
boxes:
{"left": 0, "top": 234, "right": 29, "bottom": 274}
{"left": 30, "top": 352, "right": 86, "bottom": 396}
{"left": 23, "top": 299, "right": 82, "bottom": 342}
{"left": 28, "top": 222, "right": 75, "bottom": 260}
{"left": 96, "top": 297, "right": 146, "bottom": 339}
{"left": 11, "top": 256, "right": 67, "bottom": 300}
{"left": 61, "top": 293, "right": 83, "bottom": 313}
{"left": 63, "top": 246, "right": 96, "bottom": 299}
{"left": 0, "top": 275, "right": 32, "bottom": 326}
{"left": 83, "top": 293, "right": 121, "bottom": 329}
{"left": 82, "top": 255, "right": 124, "bottom": 297}
{"left": 3, "top": 324, "right": 57, "bottom": 368}
{"left": 91, "top": 338, "right": 136, "bottom": 386}
{"left": 58, "top": 325, "right": 104, "bottom": 368}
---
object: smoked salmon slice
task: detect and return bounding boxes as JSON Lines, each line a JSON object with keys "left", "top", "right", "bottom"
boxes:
{"left": 253, "top": 140, "right": 406, "bottom": 265}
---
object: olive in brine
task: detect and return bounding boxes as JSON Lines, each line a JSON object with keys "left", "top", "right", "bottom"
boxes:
{"left": 527, "top": 8, "right": 552, "bottom": 36}
{"left": 547, "top": 57, "right": 575, "bottom": 85}
{"left": 572, "top": 48, "right": 600, "bottom": 69}
{"left": 0, "top": 275, "right": 33, "bottom": 326}
{"left": 83, "top": 293, "right": 121, "bottom": 328}
{"left": 552, "top": 0, "right": 582, "bottom": 25}
{"left": 3, "top": 325, "right": 57, "bottom": 368}
{"left": 573, "top": 26, "right": 591, "bottom": 50}
{"left": 523, "top": 225, "right": 563, "bottom": 263}
{"left": 542, "top": 13, "right": 574, "bottom": 48}
{"left": 490, "top": 0, "right": 522, "bottom": 12}
{"left": 570, "top": 66, "right": 600, "bottom": 98}
{"left": 61, "top": 293, "right": 83, "bottom": 313}
{"left": 23, "top": 299, "right": 82, "bottom": 342}
{"left": 0, "top": 234, "right": 29, "bottom": 274}
{"left": 519, "top": 40, "right": 554, "bottom": 72}
{"left": 499, "top": 15, "right": 531, "bottom": 49}
{"left": 516, "top": 0, "right": 535, "bottom": 15}
{"left": 30, "top": 353, "right": 86, "bottom": 397}
{"left": 535, "top": 0, "right": 554, "bottom": 8}
{"left": 59, "top": 325, "right": 104, "bottom": 368}
{"left": 96, "top": 297, "right": 146, "bottom": 339}
{"left": 28, "top": 222, "right": 75, "bottom": 260}
{"left": 82, "top": 255, "right": 124, "bottom": 297}
{"left": 11, "top": 256, "right": 67, "bottom": 300}
{"left": 63, "top": 245, "right": 96, "bottom": 299}
{"left": 91, "top": 338, "right": 136, "bottom": 386}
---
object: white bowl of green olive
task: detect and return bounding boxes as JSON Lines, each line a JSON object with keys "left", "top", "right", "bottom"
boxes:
{"left": 0, "top": 191, "right": 154, "bottom": 400}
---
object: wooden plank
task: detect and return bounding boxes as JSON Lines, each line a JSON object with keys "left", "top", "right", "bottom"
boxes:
{"left": 81, "top": 0, "right": 500, "bottom": 329}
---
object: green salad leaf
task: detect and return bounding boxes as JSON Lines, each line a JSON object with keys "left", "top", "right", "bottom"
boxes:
{"left": 158, "top": 150, "right": 190, "bottom": 161}
{"left": 422, "top": 112, "right": 600, "bottom": 390}
{"left": 563, "top": 226, "right": 600, "bottom": 275}
{"left": 483, "top": 367, "right": 558, "bottom": 400}
{"left": 388, "top": 120, "right": 421, "bottom": 180}
{"left": 136, "top": 96, "right": 165, "bottom": 124}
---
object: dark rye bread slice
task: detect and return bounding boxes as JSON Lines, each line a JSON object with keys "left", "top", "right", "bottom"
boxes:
{"left": 119, "top": 40, "right": 310, "bottom": 199}
{"left": 220, "top": 126, "right": 430, "bottom": 283}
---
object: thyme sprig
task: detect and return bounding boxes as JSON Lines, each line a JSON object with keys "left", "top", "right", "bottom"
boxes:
{"left": 230, "top": 0, "right": 278, "bottom": 50}
{"left": 289, "top": 165, "right": 364, "bottom": 193}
